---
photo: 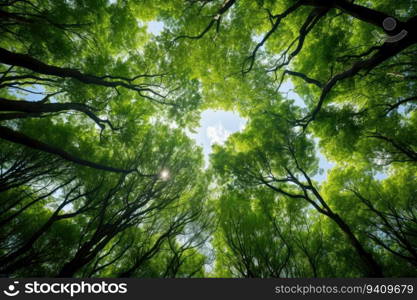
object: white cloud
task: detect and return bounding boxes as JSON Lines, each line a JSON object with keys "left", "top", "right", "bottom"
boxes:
{"left": 206, "top": 124, "right": 230, "bottom": 146}
{"left": 147, "top": 21, "right": 164, "bottom": 36}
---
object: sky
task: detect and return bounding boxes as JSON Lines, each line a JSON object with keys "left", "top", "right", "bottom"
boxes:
{"left": 187, "top": 82, "right": 335, "bottom": 182}
{"left": 145, "top": 18, "right": 335, "bottom": 181}
{"left": 147, "top": 21, "right": 164, "bottom": 35}
{"left": 9, "top": 12, "right": 337, "bottom": 182}
{"left": 187, "top": 110, "right": 246, "bottom": 167}
{"left": 17, "top": 17, "right": 378, "bottom": 183}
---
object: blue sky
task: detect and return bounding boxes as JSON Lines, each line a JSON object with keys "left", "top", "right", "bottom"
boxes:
{"left": 145, "top": 19, "right": 337, "bottom": 180}
{"left": 147, "top": 21, "right": 164, "bottom": 35}
{"left": 187, "top": 110, "right": 246, "bottom": 166}
{"left": 9, "top": 13, "right": 336, "bottom": 182}
{"left": 16, "top": 18, "right": 361, "bottom": 183}
{"left": 188, "top": 82, "right": 335, "bottom": 182}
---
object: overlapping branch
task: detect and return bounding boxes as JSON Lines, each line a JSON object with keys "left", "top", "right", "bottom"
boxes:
{"left": 0, "top": 47, "right": 171, "bottom": 104}
{"left": 0, "top": 126, "right": 136, "bottom": 173}
{"left": 173, "top": 0, "right": 236, "bottom": 42}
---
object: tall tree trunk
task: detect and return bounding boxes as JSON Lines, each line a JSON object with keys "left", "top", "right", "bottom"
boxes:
{"left": 329, "top": 212, "right": 384, "bottom": 277}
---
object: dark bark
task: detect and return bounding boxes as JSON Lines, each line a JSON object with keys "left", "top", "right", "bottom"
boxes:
{"left": 301, "top": 31, "right": 417, "bottom": 127}
{"left": 257, "top": 143, "right": 385, "bottom": 277}
{"left": 0, "top": 177, "right": 74, "bottom": 227}
{"left": 0, "top": 47, "right": 164, "bottom": 100}
{"left": 328, "top": 212, "right": 384, "bottom": 277}
{"left": 173, "top": 0, "right": 236, "bottom": 41}
{"left": 0, "top": 190, "right": 88, "bottom": 274}
{"left": 57, "top": 234, "right": 116, "bottom": 277}
{"left": 368, "top": 133, "right": 417, "bottom": 162}
{"left": 302, "top": 0, "right": 395, "bottom": 31}
{"left": 281, "top": 70, "right": 323, "bottom": 88}
{"left": 118, "top": 227, "right": 178, "bottom": 278}
{"left": 0, "top": 126, "right": 135, "bottom": 173}
{"left": 0, "top": 97, "right": 117, "bottom": 129}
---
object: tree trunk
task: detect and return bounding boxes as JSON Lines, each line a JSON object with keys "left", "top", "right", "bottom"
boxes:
{"left": 330, "top": 212, "right": 384, "bottom": 277}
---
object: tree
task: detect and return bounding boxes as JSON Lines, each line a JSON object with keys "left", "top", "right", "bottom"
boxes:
{"left": 214, "top": 188, "right": 328, "bottom": 277}
{"left": 211, "top": 108, "right": 387, "bottom": 276}
{"left": 1, "top": 0, "right": 416, "bottom": 278}
{"left": 0, "top": 124, "right": 212, "bottom": 277}
{"left": 166, "top": 0, "right": 417, "bottom": 126}
{"left": 0, "top": 0, "right": 202, "bottom": 172}
{"left": 322, "top": 166, "right": 417, "bottom": 275}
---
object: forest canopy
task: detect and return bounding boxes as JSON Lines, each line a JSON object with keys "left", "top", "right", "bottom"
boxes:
{"left": 0, "top": 0, "right": 416, "bottom": 278}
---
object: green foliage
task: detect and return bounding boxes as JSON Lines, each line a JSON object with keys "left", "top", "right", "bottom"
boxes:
{"left": 1, "top": 0, "right": 416, "bottom": 278}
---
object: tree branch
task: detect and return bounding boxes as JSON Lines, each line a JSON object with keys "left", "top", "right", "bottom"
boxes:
{"left": 0, "top": 47, "right": 168, "bottom": 102}
{"left": 0, "top": 125, "right": 136, "bottom": 173}
{"left": 173, "top": 0, "right": 236, "bottom": 42}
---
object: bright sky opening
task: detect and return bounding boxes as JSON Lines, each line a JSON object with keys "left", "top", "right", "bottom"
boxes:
{"left": 188, "top": 110, "right": 246, "bottom": 166}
